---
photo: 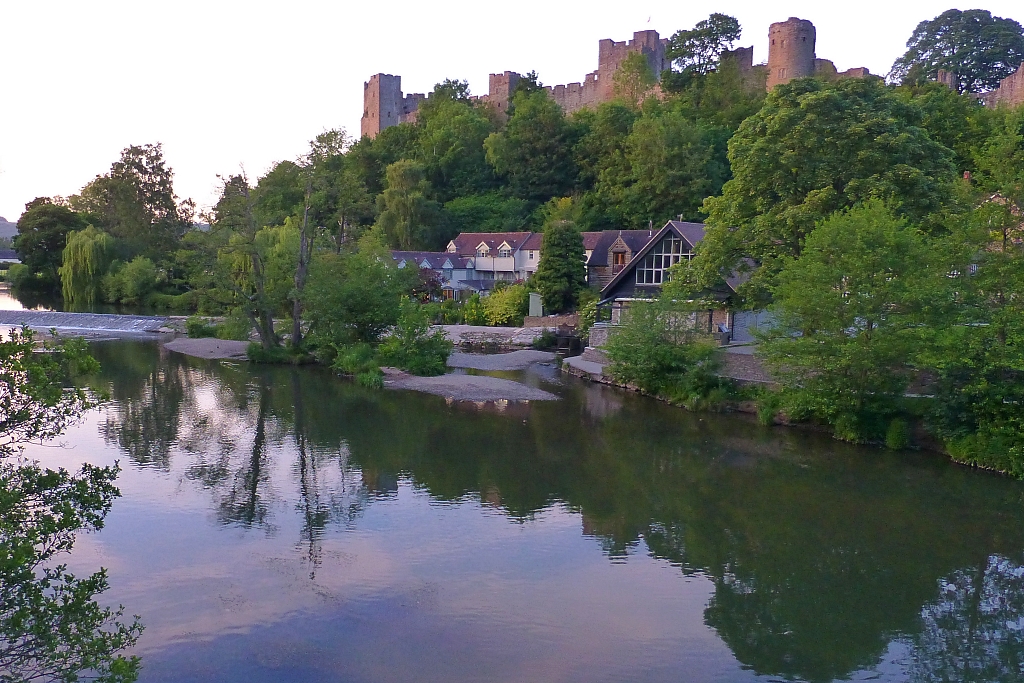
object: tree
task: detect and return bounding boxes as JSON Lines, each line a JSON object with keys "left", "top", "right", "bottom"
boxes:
{"left": 695, "top": 77, "right": 956, "bottom": 304}
{"left": 667, "top": 13, "right": 742, "bottom": 77}
{"left": 533, "top": 214, "right": 586, "bottom": 313}
{"left": 890, "top": 9, "right": 1024, "bottom": 93}
{"left": 485, "top": 90, "right": 579, "bottom": 202}
{"left": 612, "top": 52, "right": 656, "bottom": 109}
{"left": 604, "top": 299, "right": 722, "bottom": 405}
{"left": 758, "top": 202, "right": 938, "bottom": 443}
{"left": 0, "top": 328, "right": 141, "bottom": 682}
{"left": 70, "top": 144, "right": 193, "bottom": 259}
{"left": 417, "top": 99, "right": 496, "bottom": 201}
{"left": 59, "top": 226, "right": 115, "bottom": 308}
{"left": 14, "top": 198, "right": 87, "bottom": 288}
{"left": 374, "top": 160, "right": 445, "bottom": 250}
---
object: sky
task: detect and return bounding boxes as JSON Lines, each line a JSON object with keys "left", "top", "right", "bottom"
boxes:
{"left": 1, "top": 0, "right": 1021, "bottom": 223}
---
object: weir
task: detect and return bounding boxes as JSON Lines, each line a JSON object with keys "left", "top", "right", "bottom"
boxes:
{"left": 0, "top": 310, "right": 169, "bottom": 333}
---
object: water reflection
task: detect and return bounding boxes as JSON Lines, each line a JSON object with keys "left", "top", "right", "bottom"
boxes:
{"left": 92, "top": 341, "right": 1024, "bottom": 682}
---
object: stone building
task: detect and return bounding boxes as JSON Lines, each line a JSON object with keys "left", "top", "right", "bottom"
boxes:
{"left": 983, "top": 62, "right": 1024, "bottom": 108}
{"left": 765, "top": 17, "right": 871, "bottom": 90}
{"left": 360, "top": 30, "right": 670, "bottom": 138}
{"left": 360, "top": 18, "right": 880, "bottom": 138}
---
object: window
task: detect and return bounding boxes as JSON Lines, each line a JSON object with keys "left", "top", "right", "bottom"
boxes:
{"left": 499, "top": 248, "right": 512, "bottom": 258}
{"left": 476, "top": 247, "right": 489, "bottom": 258}
{"left": 613, "top": 252, "right": 626, "bottom": 267}
{"left": 529, "top": 251, "right": 535, "bottom": 260}
{"left": 635, "top": 235, "right": 692, "bottom": 285}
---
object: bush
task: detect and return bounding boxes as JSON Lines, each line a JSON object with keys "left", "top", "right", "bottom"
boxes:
{"left": 483, "top": 283, "right": 529, "bottom": 326}
{"left": 7, "top": 263, "right": 33, "bottom": 289}
{"left": 102, "top": 256, "right": 158, "bottom": 305}
{"left": 439, "top": 298, "right": 463, "bottom": 324}
{"left": 246, "top": 343, "right": 291, "bottom": 364}
{"left": 462, "top": 294, "right": 487, "bottom": 325}
{"left": 377, "top": 301, "right": 453, "bottom": 376}
{"left": 885, "top": 418, "right": 911, "bottom": 450}
{"left": 756, "top": 391, "right": 783, "bottom": 426}
{"left": 605, "top": 299, "right": 727, "bottom": 406}
{"left": 186, "top": 316, "right": 217, "bottom": 338}
{"left": 531, "top": 329, "right": 558, "bottom": 350}
{"left": 332, "top": 342, "right": 379, "bottom": 375}
{"left": 217, "top": 307, "right": 253, "bottom": 341}
{"left": 357, "top": 369, "right": 384, "bottom": 389}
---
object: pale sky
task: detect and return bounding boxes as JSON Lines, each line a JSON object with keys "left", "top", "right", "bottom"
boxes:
{"left": 1, "top": 0, "right": 1021, "bottom": 223}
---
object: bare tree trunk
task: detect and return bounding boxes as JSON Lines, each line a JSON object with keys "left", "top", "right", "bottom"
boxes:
{"left": 291, "top": 190, "right": 312, "bottom": 350}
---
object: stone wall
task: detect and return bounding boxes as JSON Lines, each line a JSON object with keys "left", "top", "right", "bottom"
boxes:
{"left": 984, "top": 63, "right": 1024, "bottom": 108}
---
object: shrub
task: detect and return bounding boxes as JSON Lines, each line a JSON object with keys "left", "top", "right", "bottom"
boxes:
{"left": 357, "top": 369, "right": 384, "bottom": 389}
{"left": 102, "top": 256, "right": 158, "bottom": 305}
{"left": 605, "top": 299, "right": 726, "bottom": 404}
{"left": 439, "top": 298, "right": 463, "bottom": 324}
{"left": 885, "top": 418, "right": 911, "bottom": 450}
{"left": 217, "top": 307, "right": 253, "bottom": 341}
{"left": 377, "top": 300, "right": 453, "bottom": 376}
{"left": 483, "top": 283, "right": 529, "bottom": 326}
{"left": 246, "top": 343, "right": 291, "bottom": 364}
{"left": 462, "top": 293, "right": 487, "bottom": 325}
{"left": 531, "top": 329, "right": 558, "bottom": 350}
{"left": 186, "top": 316, "right": 217, "bottom": 338}
{"left": 756, "top": 391, "right": 783, "bottom": 426}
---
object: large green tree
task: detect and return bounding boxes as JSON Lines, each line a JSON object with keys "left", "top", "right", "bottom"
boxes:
{"left": 666, "top": 13, "right": 742, "bottom": 78}
{"left": 758, "top": 202, "right": 939, "bottom": 443}
{"left": 14, "top": 198, "right": 86, "bottom": 287}
{"left": 374, "top": 160, "right": 445, "bottom": 250}
{"left": 533, "top": 215, "right": 586, "bottom": 313}
{"left": 890, "top": 9, "right": 1024, "bottom": 93}
{"left": 485, "top": 91, "right": 579, "bottom": 202}
{"left": 695, "top": 77, "right": 956, "bottom": 303}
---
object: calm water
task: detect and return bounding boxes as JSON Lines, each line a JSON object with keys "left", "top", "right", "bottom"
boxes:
{"left": 25, "top": 340, "right": 1024, "bottom": 683}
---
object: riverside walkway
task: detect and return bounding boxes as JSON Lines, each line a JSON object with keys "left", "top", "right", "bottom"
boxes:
{"left": 0, "top": 310, "right": 171, "bottom": 334}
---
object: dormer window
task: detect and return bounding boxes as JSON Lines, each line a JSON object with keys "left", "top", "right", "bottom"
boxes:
{"left": 476, "top": 244, "right": 490, "bottom": 258}
{"left": 499, "top": 248, "right": 512, "bottom": 258}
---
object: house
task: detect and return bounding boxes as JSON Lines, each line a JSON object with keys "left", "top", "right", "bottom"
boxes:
{"left": 580, "top": 229, "right": 661, "bottom": 289}
{"left": 445, "top": 232, "right": 543, "bottom": 281}
{"left": 391, "top": 251, "right": 476, "bottom": 300}
{"left": 590, "top": 221, "right": 765, "bottom": 346}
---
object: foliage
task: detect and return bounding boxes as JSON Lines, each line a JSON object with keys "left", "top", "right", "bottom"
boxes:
{"left": 14, "top": 198, "right": 87, "bottom": 288}
{"left": 462, "top": 293, "right": 487, "bottom": 326}
{"left": 69, "top": 143, "right": 193, "bottom": 259}
{"left": 185, "top": 316, "right": 217, "bottom": 338}
{"left": 417, "top": 98, "right": 496, "bottom": 201}
{"left": 60, "top": 227, "right": 115, "bottom": 308}
{"left": 102, "top": 257, "right": 158, "bottom": 305}
{"left": 604, "top": 299, "right": 724, "bottom": 408}
{"left": 889, "top": 9, "right": 1024, "bottom": 93}
{"left": 483, "top": 283, "right": 529, "bottom": 326}
{"left": 303, "top": 233, "right": 417, "bottom": 349}
{"left": 377, "top": 300, "right": 453, "bottom": 376}
{"left": 612, "top": 52, "right": 656, "bottom": 109}
{"left": 484, "top": 91, "right": 579, "bottom": 202}
{"left": 533, "top": 217, "right": 585, "bottom": 313}
{"left": 758, "top": 202, "right": 937, "bottom": 443}
{"left": 530, "top": 329, "right": 558, "bottom": 350}
{"left": 443, "top": 193, "right": 530, "bottom": 234}
{"left": 667, "top": 13, "right": 742, "bottom": 77}
{"left": 374, "top": 161, "right": 446, "bottom": 250}
{"left": 696, "top": 77, "right": 956, "bottom": 304}
{"left": 0, "top": 328, "right": 141, "bottom": 682}
{"left": 246, "top": 342, "right": 292, "bottom": 364}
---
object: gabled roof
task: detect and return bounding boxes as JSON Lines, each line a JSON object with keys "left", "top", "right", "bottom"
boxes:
{"left": 391, "top": 251, "right": 471, "bottom": 270}
{"left": 599, "top": 221, "right": 753, "bottom": 298}
{"left": 447, "top": 232, "right": 535, "bottom": 256}
{"left": 0, "top": 249, "right": 19, "bottom": 261}
{"left": 582, "top": 229, "right": 659, "bottom": 266}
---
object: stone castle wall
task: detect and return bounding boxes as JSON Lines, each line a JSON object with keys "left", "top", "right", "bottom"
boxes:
{"left": 984, "top": 62, "right": 1024, "bottom": 108}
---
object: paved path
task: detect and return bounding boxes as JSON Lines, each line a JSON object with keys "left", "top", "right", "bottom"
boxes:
{"left": 0, "top": 310, "right": 170, "bottom": 334}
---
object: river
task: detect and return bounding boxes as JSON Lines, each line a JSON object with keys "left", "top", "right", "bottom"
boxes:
{"left": 22, "top": 339, "right": 1024, "bottom": 682}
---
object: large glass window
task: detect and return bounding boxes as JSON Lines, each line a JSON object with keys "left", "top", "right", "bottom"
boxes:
{"left": 635, "top": 236, "right": 693, "bottom": 285}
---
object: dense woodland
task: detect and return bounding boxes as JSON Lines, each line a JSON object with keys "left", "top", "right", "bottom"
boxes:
{"left": 6, "top": 8, "right": 1024, "bottom": 470}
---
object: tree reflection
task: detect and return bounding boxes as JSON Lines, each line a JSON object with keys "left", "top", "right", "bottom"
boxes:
{"left": 98, "top": 341, "right": 1024, "bottom": 682}
{"left": 910, "top": 554, "right": 1024, "bottom": 682}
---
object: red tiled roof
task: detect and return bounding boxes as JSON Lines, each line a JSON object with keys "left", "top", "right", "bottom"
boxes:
{"left": 448, "top": 232, "right": 535, "bottom": 256}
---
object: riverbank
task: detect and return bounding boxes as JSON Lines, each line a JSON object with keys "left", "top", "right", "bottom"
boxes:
{"left": 162, "top": 337, "right": 249, "bottom": 360}
{"left": 382, "top": 367, "right": 558, "bottom": 401}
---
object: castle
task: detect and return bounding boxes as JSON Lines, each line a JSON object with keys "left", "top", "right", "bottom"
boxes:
{"left": 360, "top": 16, "right": 1023, "bottom": 139}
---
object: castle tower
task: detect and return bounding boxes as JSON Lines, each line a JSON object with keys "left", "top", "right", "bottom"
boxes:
{"left": 361, "top": 74, "right": 403, "bottom": 139}
{"left": 486, "top": 71, "right": 521, "bottom": 117}
{"left": 766, "top": 18, "right": 816, "bottom": 90}
{"left": 596, "top": 30, "right": 669, "bottom": 101}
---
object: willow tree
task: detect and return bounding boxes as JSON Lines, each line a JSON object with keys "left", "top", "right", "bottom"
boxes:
{"left": 59, "top": 226, "right": 114, "bottom": 308}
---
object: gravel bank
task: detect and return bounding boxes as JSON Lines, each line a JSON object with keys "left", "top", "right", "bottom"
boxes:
{"left": 163, "top": 338, "right": 249, "bottom": 360}
{"left": 383, "top": 368, "right": 558, "bottom": 401}
{"left": 447, "top": 350, "right": 556, "bottom": 371}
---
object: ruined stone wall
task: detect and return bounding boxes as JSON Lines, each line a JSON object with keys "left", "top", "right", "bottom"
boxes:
{"left": 767, "top": 18, "right": 817, "bottom": 89}
{"left": 984, "top": 63, "right": 1024, "bottom": 108}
